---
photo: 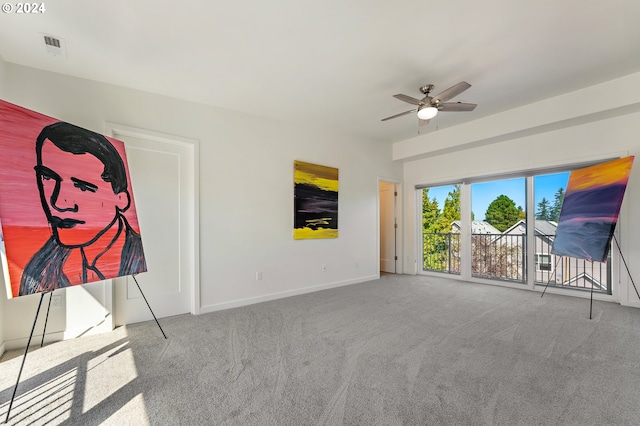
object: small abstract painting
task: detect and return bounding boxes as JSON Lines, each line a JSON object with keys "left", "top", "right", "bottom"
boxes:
{"left": 552, "top": 156, "right": 634, "bottom": 262}
{"left": 0, "top": 99, "right": 147, "bottom": 298}
{"left": 294, "top": 161, "right": 338, "bottom": 239}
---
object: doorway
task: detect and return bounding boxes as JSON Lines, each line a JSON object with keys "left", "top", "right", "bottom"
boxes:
{"left": 379, "top": 181, "right": 397, "bottom": 274}
{"left": 105, "top": 124, "right": 199, "bottom": 325}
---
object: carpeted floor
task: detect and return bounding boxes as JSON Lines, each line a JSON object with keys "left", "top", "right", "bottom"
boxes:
{"left": 1, "top": 274, "right": 640, "bottom": 425}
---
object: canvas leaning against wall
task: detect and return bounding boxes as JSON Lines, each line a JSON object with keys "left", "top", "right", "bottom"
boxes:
{"left": 551, "top": 156, "right": 634, "bottom": 263}
{"left": 0, "top": 99, "right": 147, "bottom": 299}
{"left": 293, "top": 160, "right": 339, "bottom": 240}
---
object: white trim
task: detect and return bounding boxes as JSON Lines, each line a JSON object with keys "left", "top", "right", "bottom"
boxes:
{"left": 526, "top": 176, "right": 536, "bottom": 289}
{"left": 199, "top": 275, "right": 379, "bottom": 314}
{"left": 378, "top": 177, "right": 402, "bottom": 275}
{"left": 3, "top": 331, "right": 65, "bottom": 352}
{"left": 414, "top": 188, "right": 422, "bottom": 275}
{"left": 104, "top": 122, "right": 201, "bottom": 315}
{"left": 460, "top": 183, "right": 471, "bottom": 281}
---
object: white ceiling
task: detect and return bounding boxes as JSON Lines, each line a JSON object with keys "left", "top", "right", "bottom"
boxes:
{"left": 1, "top": 0, "right": 639, "bottom": 144}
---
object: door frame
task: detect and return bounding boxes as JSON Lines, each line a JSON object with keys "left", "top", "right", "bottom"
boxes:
{"left": 104, "top": 122, "right": 200, "bottom": 318}
{"left": 378, "top": 177, "right": 402, "bottom": 276}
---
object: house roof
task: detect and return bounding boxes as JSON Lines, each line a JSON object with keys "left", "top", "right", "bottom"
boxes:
{"left": 451, "top": 220, "right": 501, "bottom": 235}
{"left": 501, "top": 219, "right": 558, "bottom": 236}
{"left": 535, "top": 220, "right": 558, "bottom": 236}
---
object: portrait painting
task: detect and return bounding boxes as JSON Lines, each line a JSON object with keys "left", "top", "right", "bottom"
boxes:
{"left": 0, "top": 99, "right": 146, "bottom": 299}
{"left": 551, "top": 156, "right": 634, "bottom": 262}
{"left": 294, "top": 160, "right": 338, "bottom": 240}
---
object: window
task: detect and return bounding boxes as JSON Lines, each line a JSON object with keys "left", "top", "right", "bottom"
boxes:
{"left": 417, "top": 163, "right": 614, "bottom": 295}
{"left": 470, "top": 177, "right": 526, "bottom": 283}
{"left": 534, "top": 171, "right": 611, "bottom": 294}
{"left": 420, "top": 184, "right": 461, "bottom": 275}
{"left": 535, "top": 254, "right": 552, "bottom": 271}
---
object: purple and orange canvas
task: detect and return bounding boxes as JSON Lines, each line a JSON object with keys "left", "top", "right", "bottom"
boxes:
{"left": 551, "top": 156, "right": 634, "bottom": 262}
{"left": 0, "top": 99, "right": 146, "bottom": 298}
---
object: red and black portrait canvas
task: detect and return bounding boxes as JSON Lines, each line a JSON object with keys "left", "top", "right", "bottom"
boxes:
{"left": 0, "top": 99, "right": 146, "bottom": 298}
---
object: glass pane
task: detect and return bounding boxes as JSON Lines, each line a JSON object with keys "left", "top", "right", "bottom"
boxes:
{"left": 533, "top": 171, "right": 611, "bottom": 294}
{"left": 421, "top": 184, "right": 461, "bottom": 275}
{"left": 470, "top": 177, "right": 526, "bottom": 283}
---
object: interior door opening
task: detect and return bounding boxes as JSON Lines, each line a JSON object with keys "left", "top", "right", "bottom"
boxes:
{"left": 380, "top": 181, "right": 397, "bottom": 274}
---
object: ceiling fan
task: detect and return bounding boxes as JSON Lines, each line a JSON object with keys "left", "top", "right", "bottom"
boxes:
{"left": 381, "top": 81, "right": 477, "bottom": 125}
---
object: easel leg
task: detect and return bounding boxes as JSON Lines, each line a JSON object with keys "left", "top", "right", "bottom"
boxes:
{"left": 589, "top": 277, "right": 594, "bottom": 320}
{"left": 40, "top": 292, "right": 53, "bottom": 347}
{"left": 613, "top": 234, "right": 640, "bottom": 300}
{"left": 5, "top": 292, "right": 46, "bottom": 424}
{"left": 131, "top": 274, "right": 167, "bottom": 339}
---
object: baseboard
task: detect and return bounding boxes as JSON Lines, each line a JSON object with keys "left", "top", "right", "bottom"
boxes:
{"left": 620, "top": 299, "right": 640, "bottom": 309}
{"left": 200, "top": 275, "right": 379, "bottom": 314}
{"left": 3, "top": 331, "right": 65, "bottom": 352}
{"left": 0, "top": 341, "right": 5, "bottom": 358}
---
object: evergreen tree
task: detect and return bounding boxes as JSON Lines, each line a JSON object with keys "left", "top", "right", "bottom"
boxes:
{"left": 536, "top": 197, "right": 551, "bottom": 220}
{"left": 421, "top": 189, "right": 441, "bottom": 233}
{"left": 517, "top": 205, "right": 526, "bottom": 220}
{"left": 439, "top": 185, "right": 461, "bottom": 230}
{"left": 551, "top": 187, "right": 565, "bottom": 222}
{"left": 422, "top": 187, "right": 463, "bottom": 272}
{"left": 485, "top": 195, "right": 520, "bottom": 232}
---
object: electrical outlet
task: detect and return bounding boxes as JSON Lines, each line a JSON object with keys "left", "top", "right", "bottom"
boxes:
{"left": 255, "top": 272, "right": 263, "bottom": 281}
{"left": 51, "top": 295, "right": 62, "bottom": 310}
{"left": 321, "top": 264, "right": 327, "bottom": 272}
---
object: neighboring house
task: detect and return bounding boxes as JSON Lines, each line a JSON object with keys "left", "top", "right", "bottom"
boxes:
{"left": 451, "top": 220, "right": 501, "bottom": 234}
{"left": 499, "top": 219, "right": 608, "bottom": 290}
{"left": 502, "top": 219, "right": 557, "bottom": 274}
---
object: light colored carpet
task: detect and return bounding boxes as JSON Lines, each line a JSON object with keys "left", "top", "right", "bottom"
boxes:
{"left": 1, "top": 274, "right": 640, "bottom": 425}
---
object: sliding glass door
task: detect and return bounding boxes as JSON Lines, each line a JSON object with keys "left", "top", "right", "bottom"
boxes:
{"left": 418, "top": 167, "right": 613, "bottom": 294}
{"left": 533, "top": 172, "right": 611, "bottom": 294}
{"left": 470, "top": 177, "right": 526, "bottom": 283}
{"left": 420, "top": 184, "right": 461, "bottom": 275}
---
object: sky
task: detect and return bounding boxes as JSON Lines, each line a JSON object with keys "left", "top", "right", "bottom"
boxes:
{"left": 426, "top": 172, "right": 570, "bottom": 221}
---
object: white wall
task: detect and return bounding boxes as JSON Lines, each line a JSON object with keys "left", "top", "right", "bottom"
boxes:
{"left": 397, "top": 72, "right": 640, "bottom": 308}
{"left": 1, "top": 63, "right": 402, "bottom": 349}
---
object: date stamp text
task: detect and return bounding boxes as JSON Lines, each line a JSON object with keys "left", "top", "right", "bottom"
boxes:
{"left": 2, "top": 3, "right": 46, "bottom": 13}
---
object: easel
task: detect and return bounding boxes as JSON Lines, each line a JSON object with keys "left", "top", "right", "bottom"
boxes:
{"left": 4, "top": 274, "right": 165, "bottom": 423}
{"left": 541, "top": 235, "right": 639, "bottom": 320}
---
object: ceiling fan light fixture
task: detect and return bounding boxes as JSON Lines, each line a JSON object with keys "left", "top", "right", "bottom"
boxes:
{"left": 417, "top": 106, "right": 438, "bottom": 120}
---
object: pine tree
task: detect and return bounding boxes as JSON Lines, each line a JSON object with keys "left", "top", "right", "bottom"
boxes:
{"left": 422, "top": 189, "right": 443, "bottom": 270}
{"left": 536, "top": 197, "right": 551, "bottom": 220}
{"left": 439, "top": 185, "right": 461, "bottom": 231}
{"left": 551, "top": 187, "right": 565, "bottom": 222}
{"left": 421, "top": 189, "right": 441, "bottom": 233}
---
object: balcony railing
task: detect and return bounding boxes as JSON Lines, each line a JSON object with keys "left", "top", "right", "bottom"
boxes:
{"left": 534, "top": 233, "right": 611, "bottom": 294}
{"left": 471, "top": 234, "right": 526, "bottom": 283}
{"left": 422, "top": 232, "right": 611, "bottom": 293}
{"left": 423, "top": 233, "right": 460, "bottom": 275}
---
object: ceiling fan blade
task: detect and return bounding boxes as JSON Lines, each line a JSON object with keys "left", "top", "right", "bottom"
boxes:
{"left": 432, "top": 81, "right": 471, "bottom": 103}
{"left": 419, "top": 118, "right": 431, "bottom": 126}
{"left": 393, "top": 94, "right": 423, "bottom": 106}
{"left": 381, "top": 109, "right": 417, "bottom": 121}
{"left": 438, "top": 102, "right": 477, "bottom": 112}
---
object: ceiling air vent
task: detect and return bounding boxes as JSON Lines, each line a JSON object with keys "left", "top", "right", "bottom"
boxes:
{"left": 42, "top": 34, "right": 66, "bottom": 57}
{"left": 44, "top": 35, "right": 60, "bottom": 48}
